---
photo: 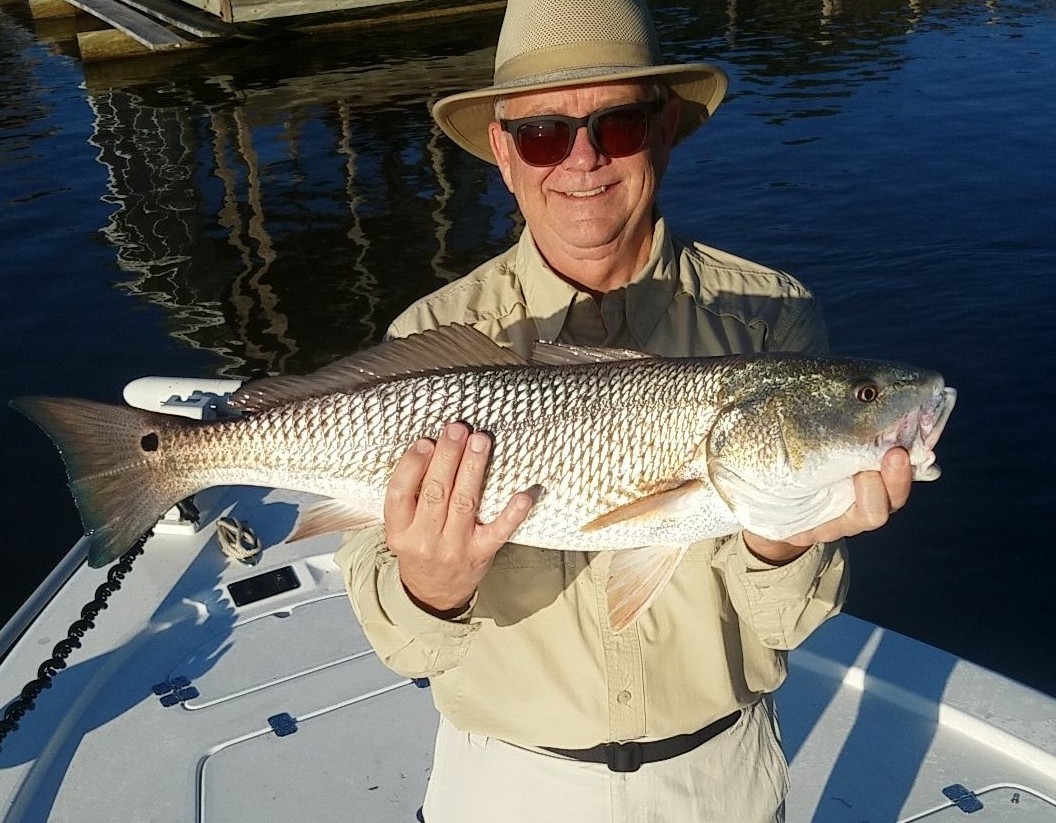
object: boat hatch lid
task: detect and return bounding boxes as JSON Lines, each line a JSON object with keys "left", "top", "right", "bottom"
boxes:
{"left": 199, "top": 676, "right": 437, "bottom": 821}
{"left": 170, "top": 594, "right": 371, "bottom": 708}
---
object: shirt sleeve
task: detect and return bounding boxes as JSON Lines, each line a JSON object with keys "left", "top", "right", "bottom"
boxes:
{"left": 334, "top": 526, "right": 480, "bottom": 678}
{"left": 766, "top": 285, "right": 831, "bottom": 355}
{"left": 711, "top": 533, "right": 849, "bottom": 650}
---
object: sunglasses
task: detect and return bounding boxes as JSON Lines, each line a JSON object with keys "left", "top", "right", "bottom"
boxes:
{"left": 499, "top": 99, "right": 665, "bottom": 167}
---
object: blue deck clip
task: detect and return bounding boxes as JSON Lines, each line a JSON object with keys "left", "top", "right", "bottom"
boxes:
{"left": 154, "top": 675, "right": 198, "bottom": 706}
{"left": 942, "top": 784, "right": 984, "bottom": 813}
{"left": 268, "top": 712, "right": 298, "bottom": 737}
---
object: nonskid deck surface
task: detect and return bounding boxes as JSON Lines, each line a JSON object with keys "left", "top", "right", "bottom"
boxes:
{"left": 781, "top": 617, "right": 1056, "bottom": 822}
{"left": 0, "top": 487, "right": 435, "bottom": 823}
{"left": 1, "top": 485, "right": 1054, "bottom": 822}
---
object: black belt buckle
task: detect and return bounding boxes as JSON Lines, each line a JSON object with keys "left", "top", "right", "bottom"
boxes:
{"left": 604, "top": 741, "right": 643, "bottom": 772}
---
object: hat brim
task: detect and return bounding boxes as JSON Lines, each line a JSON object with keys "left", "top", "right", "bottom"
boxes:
{"left": 431, "top": 62, "right": 729, "bottom": 165}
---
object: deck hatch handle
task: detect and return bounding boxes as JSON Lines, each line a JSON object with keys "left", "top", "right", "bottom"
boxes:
{"left": 268, "top": 712, "right": 298, "bottom": 737}
{"left": 942, "top": 784, "right": 984, "bottom": 813}
{"left": 153, "top": 675, "right": 200, "bottom": 707}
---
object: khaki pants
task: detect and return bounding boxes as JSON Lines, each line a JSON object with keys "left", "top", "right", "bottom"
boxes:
{"left": 421, "top": 699, "right": 788, "bottom": 823}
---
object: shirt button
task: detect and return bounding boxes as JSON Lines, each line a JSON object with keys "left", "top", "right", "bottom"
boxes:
{"left": 616, "top": 690, "right": 632, "bottom": 704}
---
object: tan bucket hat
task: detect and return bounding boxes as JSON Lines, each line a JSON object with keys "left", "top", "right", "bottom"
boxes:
{"left": 431, "top": 0, "right": 728, "bottom": 164}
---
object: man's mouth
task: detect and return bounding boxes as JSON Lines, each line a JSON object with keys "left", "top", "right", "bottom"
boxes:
{"left": 566, "top": 185, "right": 609, "bottom": 198}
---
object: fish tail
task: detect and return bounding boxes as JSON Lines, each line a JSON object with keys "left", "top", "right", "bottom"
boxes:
{"left": 11, "top": 396, "right": 200, "bottom": 568}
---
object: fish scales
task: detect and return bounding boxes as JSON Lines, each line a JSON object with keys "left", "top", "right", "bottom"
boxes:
{"left": 12, "top": 324, "right": 955, "bottom": 634}
{"left": 163, "top": 358, "right": 728, "bottom": 551}
{"left": 349, "top": 358, "right": 735, "bottom": 548}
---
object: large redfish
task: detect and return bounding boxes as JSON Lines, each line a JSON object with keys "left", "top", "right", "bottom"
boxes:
{"left": 12, "top": 324, "right": 955, "bottom": 630}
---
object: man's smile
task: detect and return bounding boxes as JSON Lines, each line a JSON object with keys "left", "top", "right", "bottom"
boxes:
{"left": 563, "top": 184, "right": 610, "bottom": 198}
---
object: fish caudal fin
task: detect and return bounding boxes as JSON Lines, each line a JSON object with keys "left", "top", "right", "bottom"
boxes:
{"left": 11, "top": 396, "right": 199, "bottom": 568}
{"left": 606, "top": 545, "right": 688, "bottom": 632}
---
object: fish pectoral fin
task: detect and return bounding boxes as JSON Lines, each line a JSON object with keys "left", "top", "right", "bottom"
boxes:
{"left": 710, "top": 463, "right": 854, "bottom": 541}
{"left": 581, "top": 480, "right": 709, "bottom": 533}
{"left": 288, "top": 500, "right": 383, "bottom": 543}
{"left": 606, "top": 545, "right": 688, "bottom": 633}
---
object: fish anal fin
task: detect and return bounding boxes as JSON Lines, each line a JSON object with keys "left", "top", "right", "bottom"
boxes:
{"left": 607, "top": 545, "right": 688, "bottom": 632}
{"left": 582, "top": 480, "right": 710, "bottom": 533}
{"left": 288, "top": 500, "right": 383, "bottom": 543}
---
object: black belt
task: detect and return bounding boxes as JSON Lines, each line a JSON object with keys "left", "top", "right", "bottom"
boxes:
{"left": 540, "top": 709, "right": 741, "bottom": 773}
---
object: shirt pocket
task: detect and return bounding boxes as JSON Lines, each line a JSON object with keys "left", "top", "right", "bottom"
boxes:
{"left": 477, "top": 543, "right": 585, "bottom": 627}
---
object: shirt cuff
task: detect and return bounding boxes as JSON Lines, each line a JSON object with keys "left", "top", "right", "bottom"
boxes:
{"left": 377, "top": 557, "right": 479, "bottom": 643}
{"left": 712, "top": 533, "right": 847, "bottom": 649}
{"left": 737, "top": 532, "right": 824, "bottom": 573}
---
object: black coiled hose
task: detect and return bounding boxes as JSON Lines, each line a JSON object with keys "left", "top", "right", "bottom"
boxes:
{"left": 0, "top": 533, "right": 149, "bottom": 751}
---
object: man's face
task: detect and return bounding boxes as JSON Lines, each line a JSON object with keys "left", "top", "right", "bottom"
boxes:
{"left": 488, "top": 81, "right": 680, "bottom": 277}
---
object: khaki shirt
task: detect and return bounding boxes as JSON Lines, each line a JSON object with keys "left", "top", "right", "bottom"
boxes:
{"left": 335, "top": 217, "right": 847, "bottom": 749}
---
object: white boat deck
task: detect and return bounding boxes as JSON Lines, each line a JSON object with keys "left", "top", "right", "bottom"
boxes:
{"left": 1, "top": 485, "right": 1055, "bottom": 822}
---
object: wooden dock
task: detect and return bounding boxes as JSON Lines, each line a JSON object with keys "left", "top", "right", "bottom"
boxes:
{"left": 18, "top": 0, "right": 505, "bottom": 62}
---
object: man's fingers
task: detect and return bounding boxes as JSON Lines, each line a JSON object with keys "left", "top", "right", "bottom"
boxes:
{"left": 414, "top": 423, "right": 471, "bottom": 531}
{"left": 384, "top": 438, "right": 435, "bottom": 533}
{"left": 849, "top": 449, "right": 913, "bottom": 533}
{"left": 444, "top": 431, "right": 493, "bottom": 530}
{"left": 782, "top": 449, "right": 916, "bottom": 548}
{"left": 880, "top": 447, "right": 913, "bottom": 512}
{"left": 478, "top": 489, "right": 536, "bottom": 547}
{"left": 851, "top": 470, "right": 892, "bottom": 531}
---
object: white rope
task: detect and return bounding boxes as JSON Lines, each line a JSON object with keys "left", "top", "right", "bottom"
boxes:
{"left": 215, "top": 516, "right": 262, "bottom": 564}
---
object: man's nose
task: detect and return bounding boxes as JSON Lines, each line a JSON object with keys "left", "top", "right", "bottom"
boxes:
{"left": 563, "top": 124, "right": 606, "bottom": 169}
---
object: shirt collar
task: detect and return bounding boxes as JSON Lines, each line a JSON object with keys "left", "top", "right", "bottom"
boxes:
{"left": 516, "top": 217, "right": 679, "bottom": 347}
{"left": 515, "top": 229, "right": 583, "bottom": 343}
{"left": 624, "top": 217, "right": 677, "bottom": 347}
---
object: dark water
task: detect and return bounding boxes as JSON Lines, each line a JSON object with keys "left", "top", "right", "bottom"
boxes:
{"left": 1, "top": 0, "right": 1054, "bottom": 696}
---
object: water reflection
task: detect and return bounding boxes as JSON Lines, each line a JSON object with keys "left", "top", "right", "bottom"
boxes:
{"left": 83, "top": 27, "right": 518, "bottom": 376}
{"left": 69, "top": 0, "right": 1008, "bottom": 379}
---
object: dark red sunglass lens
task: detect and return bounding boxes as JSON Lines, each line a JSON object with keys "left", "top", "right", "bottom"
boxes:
{"left": 594, "top": 110, "right": 650, "bottom": 158}
{"left": 515, "top": 121, "right": 572, "bottom": 166}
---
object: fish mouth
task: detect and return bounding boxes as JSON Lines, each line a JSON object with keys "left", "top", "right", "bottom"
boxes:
{"left": 877, "top": 386, "right": 957, "bottom": 481}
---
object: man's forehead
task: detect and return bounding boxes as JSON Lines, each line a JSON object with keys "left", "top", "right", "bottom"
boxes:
{"left": 502, "top": 80, "right": 656, "bottom": 117}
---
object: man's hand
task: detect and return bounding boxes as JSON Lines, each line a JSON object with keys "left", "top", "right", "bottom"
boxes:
{"left": 384, "top": 422, "right": 535, "bottom": 618}
{"left": 743, "top": 448, "right": 914, "bottom": 565}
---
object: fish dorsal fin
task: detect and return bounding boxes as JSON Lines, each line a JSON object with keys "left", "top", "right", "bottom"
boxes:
{"left": 607, "top": 545, "right": 688, "bottom": 632}
{"left": 581, "top": 480, "right": 711, "bottom": 533}
{"left": 529, "top": 341, "right": 656, "bottom": 366}
{"left": 230, "top": 325, "right": 527, "bottom": 412}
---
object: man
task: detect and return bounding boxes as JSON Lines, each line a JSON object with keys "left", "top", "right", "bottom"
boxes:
{"left": 336, "top": 0, "right": 912, "bottom": 819}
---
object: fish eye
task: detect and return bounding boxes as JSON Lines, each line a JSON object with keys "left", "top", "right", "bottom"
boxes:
{"left": 854, "top": 382, "right": 880, "bottom": 403}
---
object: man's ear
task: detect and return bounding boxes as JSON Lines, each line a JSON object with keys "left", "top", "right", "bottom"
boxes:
{"left": 650, "top": 95, "right": 681, "bottom": 177}
{"left": 659, "top": 95, "right": 682, "bottom": 147}
{"left": 488, "top": 121, "right": 516, "bottom": 193}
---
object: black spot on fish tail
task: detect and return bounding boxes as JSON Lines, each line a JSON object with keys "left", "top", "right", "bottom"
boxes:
{"left": 10, "top": 396, "right": 200, "bottom": 567}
